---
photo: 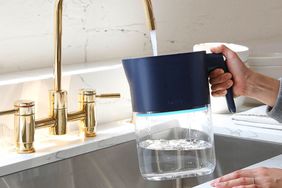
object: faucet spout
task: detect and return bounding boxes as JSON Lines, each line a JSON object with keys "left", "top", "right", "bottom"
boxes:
{"left": 54, "top": 0, "right": 63, "bottom": 91}
{"left": 50, "top": 0, "right": 68, "bottom": 135}
{"left": 142, "top": 0, "right": 156, "bottom": 31}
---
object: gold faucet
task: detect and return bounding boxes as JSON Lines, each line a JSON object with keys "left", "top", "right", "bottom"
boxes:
{"left": 0, "top": 0, "right": 120, "bottom": 154}
{"left": 142, "top": 0, "right": 156, "bottom": 31}
{"left": 49, "top": 0, "right": 67, "bottom": 135}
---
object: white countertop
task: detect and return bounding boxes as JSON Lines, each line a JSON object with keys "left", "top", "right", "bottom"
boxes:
{"left": 0, "top": 120, "right": 135, "bottom": 177}
{"left": 213, "top": 114, "right": 282, "bottom": 144}
{"left": 0, "top": 114, "right": 282, "bottom": 177}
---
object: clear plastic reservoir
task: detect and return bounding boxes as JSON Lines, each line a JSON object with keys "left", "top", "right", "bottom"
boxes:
{"left": 135, "top": 105, "right": 216, "bottom": 181}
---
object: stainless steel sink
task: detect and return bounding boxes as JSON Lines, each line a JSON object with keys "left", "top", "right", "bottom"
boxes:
{"left": 1, "top": 134, "right": 282, "bottom": 188}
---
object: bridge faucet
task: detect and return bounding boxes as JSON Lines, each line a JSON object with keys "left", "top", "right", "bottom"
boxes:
{"left": 0, "top": 0, "right": 120, "bottom": 153}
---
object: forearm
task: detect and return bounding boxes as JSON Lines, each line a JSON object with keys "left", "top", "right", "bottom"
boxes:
{"left": 245, "top": 71, "right": 279, "bottom": 107}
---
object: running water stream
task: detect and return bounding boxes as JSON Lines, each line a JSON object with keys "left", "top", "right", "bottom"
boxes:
{"left": 150, "top": 30, "right": 158, "bottom": 56}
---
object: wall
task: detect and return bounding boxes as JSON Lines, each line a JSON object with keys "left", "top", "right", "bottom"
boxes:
{"left": 0, "top": 0, "right": 281, "bottom": 73}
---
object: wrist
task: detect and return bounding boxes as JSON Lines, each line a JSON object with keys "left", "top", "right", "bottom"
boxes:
{"left": 244, "top": 70, "right": 259, "bottom": 97}
{"left": 240, "top": 69, "right": 255, "bottom": 97}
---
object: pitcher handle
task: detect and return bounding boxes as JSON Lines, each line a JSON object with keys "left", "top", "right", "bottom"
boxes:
{"left": 207, "top": 53, "right": 236, "bottom": 113}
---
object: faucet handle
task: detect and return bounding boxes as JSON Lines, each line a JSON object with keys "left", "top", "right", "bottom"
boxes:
{"left": 78, "top": 89, "right": 95, "bottom": 137}
{"left": 96, "top": 93, "right": 121, "bottom": 99}
{"left": 0, "top": 100, "right": 35, "bottom": 154}
{"left": 14, "top": 100, "right": 36, "bottom": 153}
{"left": 80, "top": 89, "right": 120, "bottom": 100}
{"left": 79, "top": 89, "right": 120, "bottom": 137}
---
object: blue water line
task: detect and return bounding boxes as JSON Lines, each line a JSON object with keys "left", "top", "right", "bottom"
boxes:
{"left": 136, "top": 106, "right": 208, "bottom": 117}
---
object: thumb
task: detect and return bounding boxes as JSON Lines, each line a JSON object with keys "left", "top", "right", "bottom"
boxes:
{"left": 211, "top": 45, "right": 240, "bottom": 62}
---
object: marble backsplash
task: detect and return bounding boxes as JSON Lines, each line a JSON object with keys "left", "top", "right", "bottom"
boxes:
{"left": 0, "top": 0, "right": 282, "bottom": 73}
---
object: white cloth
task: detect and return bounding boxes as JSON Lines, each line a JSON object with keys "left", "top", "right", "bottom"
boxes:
{"left": 232, "top": 105, "right": 282, "bottom": 130}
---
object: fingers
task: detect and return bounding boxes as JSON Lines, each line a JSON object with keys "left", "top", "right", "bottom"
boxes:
{"left": 209, "top": 69, "right": 233, "bottom": 97}
{"left": 212, "top": 90, "right": 227, "bottom": 97}
{"left": 212, "top": 177, "right": 271, "bottom": 188}
{"left": 211, "top": 169, "right": 255, "bottom": 185}
{"left": 210, "top": 72, "right": 232, "bottom": 85}
{"left": 212, "top": 177, "right": 255, "bottom": 188}
{"left": 232, "top": 185, "right": 257, "bottom": 188}
{"left": 210, "top": 169, "right": 267, "bottom": 188}
{"left": 210, "top": 80, "right": 233, "bottom": 97}
{"left": 210, "top": 68, "right": 225, "bottom": 79}
{"left": 211, "top": 80, "right": 233, "bottom": 92}
{"left": 211, "top": 168, "right": 282, "bottom": 188}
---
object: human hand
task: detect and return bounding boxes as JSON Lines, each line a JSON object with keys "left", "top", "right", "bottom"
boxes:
{"left": 209, "top": 45, "right": 279, "bottom": 107}
{"left": 209, "top": 45, "right": 252, "bottom": 97}
{"left": 211, "top": 167, "right": 282, "bottom": 188}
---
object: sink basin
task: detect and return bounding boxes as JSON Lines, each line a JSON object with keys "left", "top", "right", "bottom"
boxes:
{"left": 1, "top": 134, "right": 282, "bottom": 188}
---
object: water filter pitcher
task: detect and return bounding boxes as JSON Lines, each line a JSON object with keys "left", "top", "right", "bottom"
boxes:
{"left": 122, "top": 51, "right": 236, "bottom": 180}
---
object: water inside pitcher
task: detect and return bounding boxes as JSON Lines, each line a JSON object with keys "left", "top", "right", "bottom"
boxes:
{"left": 135, "top": 105, "right": 216, "bottom": 181}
